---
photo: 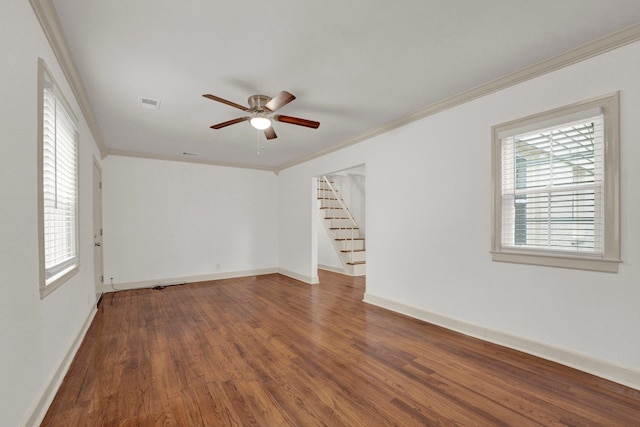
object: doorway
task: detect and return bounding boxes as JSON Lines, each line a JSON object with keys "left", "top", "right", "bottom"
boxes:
{"left": 92, "top": 158, "right": 104, "bottom": 304}
{"left": 315, "top": 164, "right": 366, "bottom": 277}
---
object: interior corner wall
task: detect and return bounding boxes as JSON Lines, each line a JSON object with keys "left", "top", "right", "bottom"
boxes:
{"left": 0, "top": 2, "right": 103, "bottom": 426}
{"left": 101, "top": 156, "right": 278, "bottom": 286}
{"left": 277, "top": 40, "right": 640, "bottom": 381}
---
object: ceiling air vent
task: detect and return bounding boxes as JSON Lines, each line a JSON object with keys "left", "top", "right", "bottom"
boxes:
{"left": 138, "top": 96, "right": 161, "bottom": 111}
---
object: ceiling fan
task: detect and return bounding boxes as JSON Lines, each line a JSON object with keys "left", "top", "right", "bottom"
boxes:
{"left": 202, "top": 90, "right": 320, "bottom": 140}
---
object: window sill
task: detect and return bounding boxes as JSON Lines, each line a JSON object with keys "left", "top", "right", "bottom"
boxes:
{"left": 40, "top": 264, "right": 79, "bottom": 299}
{"left": 491, "top": 251, "right": 620, "bottom": 273}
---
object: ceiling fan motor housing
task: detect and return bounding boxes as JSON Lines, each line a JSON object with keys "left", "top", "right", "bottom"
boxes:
{"left": 248, "top": 95, "right": 271, "bottom": 112}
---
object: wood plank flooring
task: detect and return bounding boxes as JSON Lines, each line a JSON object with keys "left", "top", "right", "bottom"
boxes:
{"left": 42, "top": 271, "right": 640, "bottom": 426}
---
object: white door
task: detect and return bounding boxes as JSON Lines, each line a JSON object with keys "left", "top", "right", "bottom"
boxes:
{"left": 93, "top": 159, "right": 104, "bottom": 302}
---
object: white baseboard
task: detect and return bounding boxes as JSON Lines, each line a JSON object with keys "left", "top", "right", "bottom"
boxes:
{"left": 363, "top": 293, "right": 640, "bottom": 391}
{"left": 278, "top": 268, "right": 319, "bottom": 284}
{"left": 318, "top": 264, "right": 345, "bottom": 274}
{"left": 22, "top": 306, "right": 97, "bottom": 427}
{"left": 101, "top": 268, "right": 320, "bottom": 291}
{"left": 100, "top": 268, "right": 279, "bottom": 292}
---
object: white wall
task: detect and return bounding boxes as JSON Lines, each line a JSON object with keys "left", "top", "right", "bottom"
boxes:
{"left": 102, "top": 156, "right": 279, "bottom": 286}
{"left": 277, "top": 40, "right": 640, "bottom": 385}
{"left": 0, "top": 2, "right": 102, "bottom": 426}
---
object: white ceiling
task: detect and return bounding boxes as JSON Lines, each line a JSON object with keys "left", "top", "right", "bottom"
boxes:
{"left": 49, "top": 0, "right": 640, "bottom": 171}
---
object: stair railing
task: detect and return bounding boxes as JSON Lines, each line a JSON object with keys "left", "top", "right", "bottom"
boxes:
{"left": 321, "top": 176, "right": 360, "bottom": 260}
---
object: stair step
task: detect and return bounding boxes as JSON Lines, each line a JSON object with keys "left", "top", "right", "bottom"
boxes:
{"left": 347, "top": 261, "right": 366, "bottom": 265}
{"left": 343, "top": 249, "right": 366, "bottom": 263}
{"left": 334, "top": 238, "right": 365, "bottom": 241}
{"left": 330, "top": 228, "right": 362, "bottom": 239}
{"left": 325, "top": 217, "right": 350, "bottom": 220}
{"left": 323, "top": 218, "right": 357, "bottom": 229}
{"left": 336, "top": 239, "right": 365, "bottom": 251}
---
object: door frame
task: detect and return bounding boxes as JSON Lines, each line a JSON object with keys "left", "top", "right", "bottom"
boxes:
{"left": 92, "top": 157, "right": 104, "bottom": 303}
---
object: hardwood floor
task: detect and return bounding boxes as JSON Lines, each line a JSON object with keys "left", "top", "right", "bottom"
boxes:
{"left": 42, "top": 271, "right": 640, "bottom": 426}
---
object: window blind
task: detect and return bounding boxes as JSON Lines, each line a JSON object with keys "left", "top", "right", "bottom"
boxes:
{"left": 43, "top": 82, "right": 78, "bottom": 283}
{"left": 501, "top": 115, "right": 604, "bottom": 255}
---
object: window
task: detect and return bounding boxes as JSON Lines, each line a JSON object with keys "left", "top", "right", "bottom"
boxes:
{"left": 491, "top": 93, "right": 620, "bottom": 272}
{"left": 38, "top": 59, "right": 80, "bottom": 297}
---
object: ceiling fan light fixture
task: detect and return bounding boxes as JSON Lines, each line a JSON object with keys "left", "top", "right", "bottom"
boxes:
{"left": 204, "top": 91, "right": 319, "bottom": 138}
{"left": 250, "top": 116, "right": 271, "bottom": 130}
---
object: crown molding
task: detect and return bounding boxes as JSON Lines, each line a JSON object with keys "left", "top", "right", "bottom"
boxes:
{"left": 106, "top": 149, "right": 278, "bottom": 173}
{"left": 276, "top": 23, "right": 640, "bottom": 173}
{"left": 29, "top": 0, "right": 107, "bottom": 159}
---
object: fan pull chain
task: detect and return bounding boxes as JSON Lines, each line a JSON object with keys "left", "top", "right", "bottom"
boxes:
{"left": 256, "top": 129, "right": 265, "bottom": 155}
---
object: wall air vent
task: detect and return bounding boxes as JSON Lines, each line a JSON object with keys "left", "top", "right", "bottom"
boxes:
{"left": 138, "top": 96, "right": 161, "bottom": 111}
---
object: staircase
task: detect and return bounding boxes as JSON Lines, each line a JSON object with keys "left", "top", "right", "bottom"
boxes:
{"left": 317, "top": 176, "right": 366, "bottom": 276}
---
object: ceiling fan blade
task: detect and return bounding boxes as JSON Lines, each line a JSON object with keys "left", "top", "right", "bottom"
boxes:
{"left": 210, "top": 117, "right": 250, "bottom": 129}
{"left": 265, "top": 91, "right": 296, "bottom": 112}
{"left": 275, "top": 114, "right": 320, "bottom": 129}
{"left": 264, "top": 126, "right": 277, "bottom": 140}
{"left": 203, "top": 94, "right": 249, "bottom": 112}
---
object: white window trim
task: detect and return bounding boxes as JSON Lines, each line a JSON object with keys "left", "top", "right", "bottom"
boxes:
{"left": 37, "top": 58, "right": 80, "bottom": 298}
{"left": 491, "top": 92, "right": 621, "bottom": 273}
